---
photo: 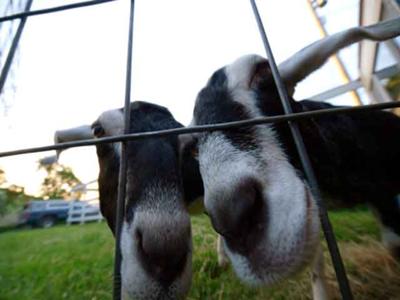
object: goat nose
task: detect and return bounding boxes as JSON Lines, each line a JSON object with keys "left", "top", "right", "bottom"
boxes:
{"left": 136, "top": 223, "right": 190, "bottom": 285}
{"left": 210, "top": 178, "right": 263, "bottom": 238}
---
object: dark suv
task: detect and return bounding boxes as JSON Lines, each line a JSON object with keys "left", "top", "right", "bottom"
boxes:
{"left": 18, "top": 200, "right": 70, "bottom": 228}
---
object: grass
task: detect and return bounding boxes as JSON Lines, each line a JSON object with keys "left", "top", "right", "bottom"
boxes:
{"left": 0, "top": 209, "right": 399, "bottom": 300}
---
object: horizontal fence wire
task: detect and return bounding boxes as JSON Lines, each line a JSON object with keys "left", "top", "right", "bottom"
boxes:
{"left": 0, "top": 0, "right": 117, "bottom": 23}
{"left": 0, "top": 100, "right": 399, "bottom": 158}
{"left": 249, "top": 0, "right": 353, "bottom": 298}
{"left": 112, "top": 0, "right": 135, "bottom": 299}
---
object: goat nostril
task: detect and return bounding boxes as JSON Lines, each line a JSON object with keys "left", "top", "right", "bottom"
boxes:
{"left": 211, "top": 178, "right": 265, "bottom": 255}
{"left": 234, "top": 178, "right": 261, "bottom": 217}
{"left": 136, "top": 227, "right": 189, "bottom": 285}
{"left": 212, "top": 177, "right": 264, "bottom": 240}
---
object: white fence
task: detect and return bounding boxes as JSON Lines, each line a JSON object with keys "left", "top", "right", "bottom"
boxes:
{"left": 66, "top": 199, "right": 103, "bottom": 225}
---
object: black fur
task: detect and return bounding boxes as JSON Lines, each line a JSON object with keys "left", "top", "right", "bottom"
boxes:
{"left": 94, "top": 101, "right": 204, "bottom": 233}
{"left": 179, "top": 135, "right": 204, "bottom": 205}
{"left": 254, "top": 75, "right": 400, "bottom": 235}
{"left": 96, "top": 142, "right": 119, "bottom": 234}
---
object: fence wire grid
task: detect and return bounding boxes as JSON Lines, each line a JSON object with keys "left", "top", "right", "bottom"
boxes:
{"left": 1, "top": 1, "right": 400, "bottom": 299}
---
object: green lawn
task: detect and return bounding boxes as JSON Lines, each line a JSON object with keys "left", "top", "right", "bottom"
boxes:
{"left": 0, "top": 209, "right": 399, "bottom": 300}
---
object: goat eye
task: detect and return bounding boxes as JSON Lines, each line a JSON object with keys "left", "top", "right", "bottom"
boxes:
{"left": 92, "top": 124, "right": 105, "bottom": 137}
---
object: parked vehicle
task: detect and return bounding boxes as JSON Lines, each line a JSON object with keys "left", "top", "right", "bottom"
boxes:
{"left": 18, "top": 200, "right": 71, "bottom": 228}
{"left": 18, "top": 199, "right": 103, "bottom": 228}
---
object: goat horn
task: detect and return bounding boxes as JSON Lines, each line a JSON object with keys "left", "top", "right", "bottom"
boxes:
{"left": 54, "top": 125, "right": 93, "bottom": 159}
{"left": 278, "top": 17, "right": 400, "bottom": 88}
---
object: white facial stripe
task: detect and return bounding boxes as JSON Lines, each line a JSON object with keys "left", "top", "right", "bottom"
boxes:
{"left": 95, "top": 108, "right": 123, "bottom": 159}
{"left": 98, "top": 108, "right": 124, "bottom": 136}
{"left": 224, "top": 54, "right": 270, "bottom": 130}
{"left": 225, "top": 54, "right": 265, "bottom": 89}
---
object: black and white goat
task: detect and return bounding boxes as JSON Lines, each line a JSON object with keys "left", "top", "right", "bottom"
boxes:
{"left": 55, "top": 101, "right": 204, "bottom": 300}
{"left": 184, "top": 17, "right": 400, "bottom": 298}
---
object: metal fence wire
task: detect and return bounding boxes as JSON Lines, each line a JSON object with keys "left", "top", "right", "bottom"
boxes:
{"left": 1, "top": 1, "right": 400, "bottom": 299}
{"left": 249, "top": 0, "right": 353, "bottom": 298}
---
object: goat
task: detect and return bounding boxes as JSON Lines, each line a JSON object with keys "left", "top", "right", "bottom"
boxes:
{"left": 183, "top": 17, "right": 400, "bottom": 299}
{"left": 55, "top": 101, "right": 204, "bottom": 300}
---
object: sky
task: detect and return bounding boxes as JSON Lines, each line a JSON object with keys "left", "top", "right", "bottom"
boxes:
{"left": 0, "top": 0, "right": 361, "bottom": 196}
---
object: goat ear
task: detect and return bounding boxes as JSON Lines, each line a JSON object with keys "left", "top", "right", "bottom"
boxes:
{"left": 54, "top": 125, "right": 93, "bottom": 158}
{"left": 278, "top": 17, "right": 400, "bottom": 91}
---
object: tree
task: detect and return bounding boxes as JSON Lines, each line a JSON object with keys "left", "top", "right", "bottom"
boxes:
{"left": 0, "top": 168, "right": 6, "bottom": 186}
{"left": 0, "top": 168, "right": 6, "bottom": 215}
{"left": 39, "top": 162, "right": 82, "bottom": 200}
{"left": 0, "top": 168, "right": 31, "bottom": 216}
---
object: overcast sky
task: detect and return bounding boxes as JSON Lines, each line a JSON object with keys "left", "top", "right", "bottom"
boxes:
{"left": 0, "top": 0, "right": 360, "bottom": 196}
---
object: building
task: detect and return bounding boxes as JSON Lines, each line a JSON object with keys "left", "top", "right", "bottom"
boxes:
{"left": 308, "top": 0, "right": 400, "bottom": 108}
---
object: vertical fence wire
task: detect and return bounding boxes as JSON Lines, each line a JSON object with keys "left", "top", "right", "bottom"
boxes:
{"left": 249, "top": 0, "right": 353, "bottom": 299}
{"left": 0, "top": 0, "right": 33, "bottom": 96}
{"left": 113, "top": 0, "right": 135, "bottom": 299}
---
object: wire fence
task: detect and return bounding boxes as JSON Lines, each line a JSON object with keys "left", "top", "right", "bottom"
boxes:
{"left": 1, "top": 1, "right": 399, "bottom": 299}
